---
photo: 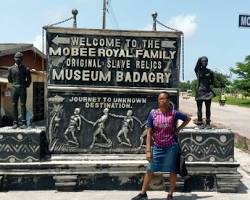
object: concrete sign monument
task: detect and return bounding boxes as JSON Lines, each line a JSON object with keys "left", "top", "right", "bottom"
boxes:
{"left": 46, "top": 27, "right": 182, "bottom": 153}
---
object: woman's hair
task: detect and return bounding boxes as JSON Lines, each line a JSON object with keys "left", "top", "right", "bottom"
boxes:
{"left": 159, "top": 91, "right": 170, "bottom": 99}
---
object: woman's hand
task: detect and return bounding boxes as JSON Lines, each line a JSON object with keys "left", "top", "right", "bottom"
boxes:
{"left": 176, "top": 127, "right": 180, "bottom": 134}
{"left": 146, "top": 151, "right": 152, "bottom": 161}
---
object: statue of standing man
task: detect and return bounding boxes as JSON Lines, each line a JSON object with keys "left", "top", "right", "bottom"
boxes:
{"left": 8, "top": 52, "right": 32, "bottom": 129}
{"left": 194, "top": 56, "right": 214, "bottom": 129}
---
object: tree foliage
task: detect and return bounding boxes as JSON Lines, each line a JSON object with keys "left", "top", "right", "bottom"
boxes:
{"left": 213, "top": 70, "right": 231, "bottom": 88}
{"left": 178, "top": 81, "right": 192, "bottom": 91}
{"left": 179, "top": 71, "right": 230, "bottom": 95}
{"left": 230, "top": 55, "right": 250, "bottom": 96}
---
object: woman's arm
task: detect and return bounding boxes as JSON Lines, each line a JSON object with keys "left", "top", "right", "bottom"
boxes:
{"left": 176, "top": 116, "right": 191, "bottom": 133}
{"left": 146, "top": 128, "right": 153, "bottom": 161}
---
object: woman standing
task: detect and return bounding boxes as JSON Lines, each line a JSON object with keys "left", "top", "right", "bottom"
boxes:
{"left": 132, "top": 92, "right": 191, "bottom": 200}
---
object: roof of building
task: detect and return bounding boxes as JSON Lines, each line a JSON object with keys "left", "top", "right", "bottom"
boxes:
{"left": 0, "top": 43, "right": 45, "bottom": 59}
{"left": 0, "top": 66, "right": 46, "bottom": 84}
{"left": 0, "top": 68, "right": 8, "bottom": 83}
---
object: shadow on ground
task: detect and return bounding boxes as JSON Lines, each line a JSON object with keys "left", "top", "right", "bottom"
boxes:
{"left": 150, "top": 194, "right": 213, "bottom": 200}
{"left": 236, "top": 180, "right": 249, "bottom": 194}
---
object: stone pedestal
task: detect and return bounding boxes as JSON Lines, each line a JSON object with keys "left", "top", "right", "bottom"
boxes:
{"left": 0, "top": 126, "right": 46, "bottom": 162}
{"left": 0, "top": 154, "right": 147, "bottom": 191}
{"left": 173, "top": 128, "right": 242, "bottom": 193}
{"left": 179, "top": 128, "right": 234, "bottom": 162}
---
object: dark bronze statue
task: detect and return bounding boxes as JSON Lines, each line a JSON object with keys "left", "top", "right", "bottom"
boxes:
{"left": 8, "top": 52, "right": 32, "bottom": 129}
{"left": 194, "top": 56, "right": 214, "bottom": 129}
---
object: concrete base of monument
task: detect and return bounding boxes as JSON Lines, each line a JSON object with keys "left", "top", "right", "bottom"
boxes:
{"left": 0, "top": 128, "right": 242, "bottom": 192}
{"left": 0, "top": 126, "right": 47, "bottom": 163}
{"left": 0, "top": 156, "right": 242, "bottom": 192}
{"left": 177, "top": 127, "right": 242, "bottom": 192}
{"left": 179, "top": 127, "right": 235, "bottom": 162}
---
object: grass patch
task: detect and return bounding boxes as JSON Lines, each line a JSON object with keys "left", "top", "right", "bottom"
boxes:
{"left": 212, "top": 96, "right": 250, "bottom": 108}
{"left": 235, "top": 136, "right": 249, "bottom": 150}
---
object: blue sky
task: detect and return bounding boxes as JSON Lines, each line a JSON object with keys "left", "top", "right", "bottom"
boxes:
{"left": 1, "top": 0, "right": 250, "bottom": 81}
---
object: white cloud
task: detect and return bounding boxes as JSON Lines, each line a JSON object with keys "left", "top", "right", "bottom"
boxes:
{"left": 142, "top": 24, "right": 154, "bottom": 31}
{"left": 32, "top": 34, "right": 43, "bottom": 52}
{"left": 43, "top": 9, "right": 69, "bottom": 26}
{"left": 165, "top": 15, "right": 197, "bottom": 39}
{"left": 143, "top": 14, "right": 197, "bottom": 39}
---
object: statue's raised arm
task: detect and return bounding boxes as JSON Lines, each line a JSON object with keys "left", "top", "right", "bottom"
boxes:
{"left": 194, "top": 57, "right": 202, "bottom": 76}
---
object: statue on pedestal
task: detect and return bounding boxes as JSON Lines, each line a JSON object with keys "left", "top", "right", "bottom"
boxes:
{"left": 194, "top": 56, "right": 214, "bottom": 129}
{"left": 8, "top": 52, "right": 32, "bottom": 129}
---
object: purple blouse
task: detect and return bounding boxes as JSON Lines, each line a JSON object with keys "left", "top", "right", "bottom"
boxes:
{"left": 147, "top": 109, "right": 187, "bottom": 148}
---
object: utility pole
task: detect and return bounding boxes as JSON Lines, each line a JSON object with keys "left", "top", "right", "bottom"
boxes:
{"left": 152, "top": 11, "right": 158, "bottom": 31}
{"left": 102, "top": 0, "right": 107, "bottom": 29}
{"left": 72, "top": 9, "right": 78, "bottom": 28}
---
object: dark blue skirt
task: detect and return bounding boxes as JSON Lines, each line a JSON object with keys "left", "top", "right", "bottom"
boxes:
{"left": 147, "top": 143, "right": 180, "bottom": 173}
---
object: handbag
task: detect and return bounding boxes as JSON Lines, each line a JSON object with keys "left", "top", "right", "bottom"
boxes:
{"left": 173, "top": 128, "right": 188, "bottom": 177}
{"left": 176, "top": 151, "right": 188, "bottom": 177}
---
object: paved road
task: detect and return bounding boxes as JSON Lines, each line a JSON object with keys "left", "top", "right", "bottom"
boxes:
{"left": 0, "top": 187, "right": 250, "bottom": 200}
{"left": 179, "top": 97, "right": 250, "bottom": 139}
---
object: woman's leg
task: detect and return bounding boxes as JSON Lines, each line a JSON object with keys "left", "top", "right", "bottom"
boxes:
{"left": 141, "top": 172, "right": 154, "bottom": 193}
{"left": 168, "top": 173, "right": 177, "bottom": 195}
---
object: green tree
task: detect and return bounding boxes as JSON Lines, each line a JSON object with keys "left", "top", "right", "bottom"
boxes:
{"left": 178, "top": 81, "right": 192, "bottom": 91}
{"left": 230, "top": 55, "right": 250, "bottom": 97}
{"left": 191, "top": 79, "right": 198, "bottom": 94}
{"left": 213, "top": 71, "right": 231, "bottom": 88}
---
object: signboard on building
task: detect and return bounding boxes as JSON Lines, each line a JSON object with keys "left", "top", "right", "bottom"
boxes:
{"left": 239, "top": 14, "right": 250, "bottom": 28}
{"left": 47, "top": 28, "right": 181, "bottom": 88}
{"left": 46, "top": 27, "right": 182, "bottom": 153}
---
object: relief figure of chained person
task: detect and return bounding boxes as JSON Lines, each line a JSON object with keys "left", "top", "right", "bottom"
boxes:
{"left": 8, "top": 52, "right": 31, "bottom": 129}
{"left": 195, "top": 56, "right": 215, "bottom": 129}
{"left": 89, "top": 108, "right": 112, "bottom": 149}
{"left": 64, "top": 108, "right": 82, "bottom": 146}
{"left": 116, "top": 110, "right": 134, "bottom": 147}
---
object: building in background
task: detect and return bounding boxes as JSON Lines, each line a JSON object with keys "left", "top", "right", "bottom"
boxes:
{"left": 0, "top": 43, "right": 46, "bottom": 126}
